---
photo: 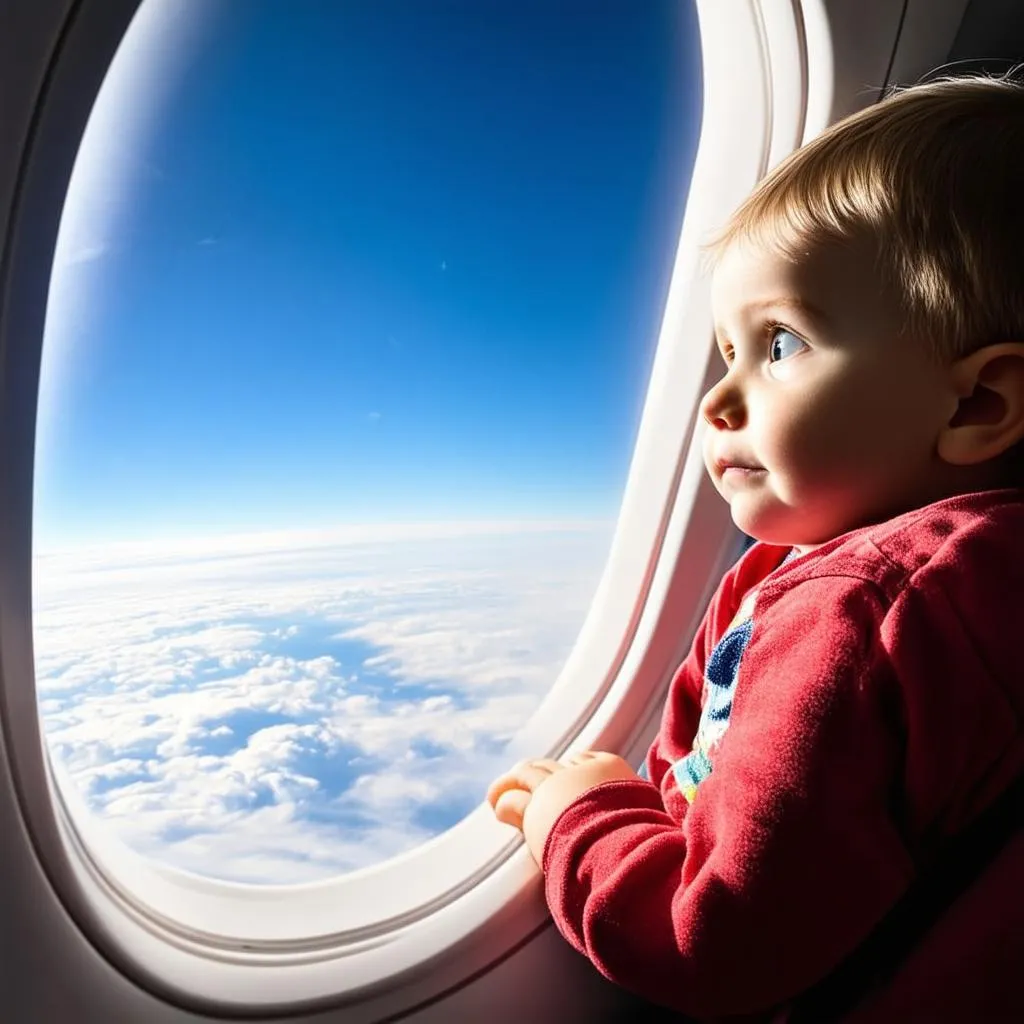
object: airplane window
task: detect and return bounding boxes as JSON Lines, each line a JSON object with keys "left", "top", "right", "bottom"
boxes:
{"left": 33, "top": 0, "right": 700, "bottom": 885}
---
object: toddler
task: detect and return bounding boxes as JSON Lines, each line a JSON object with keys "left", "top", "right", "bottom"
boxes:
{"left": 487, "top": 76, "right": 1024, "bottom": 1022}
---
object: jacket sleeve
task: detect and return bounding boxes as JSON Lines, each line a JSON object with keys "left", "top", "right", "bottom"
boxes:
{"left": 541, "top": 575, "right": 915, "bottom": 1019}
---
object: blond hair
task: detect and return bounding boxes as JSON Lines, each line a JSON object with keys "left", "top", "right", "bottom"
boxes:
{"left": 706, "top": 73, "right": 1024, "bottom": 361}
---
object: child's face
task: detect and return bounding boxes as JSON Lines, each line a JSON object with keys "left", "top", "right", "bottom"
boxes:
{"left": 703, "top": 236, "right": 956, "bottom": 550}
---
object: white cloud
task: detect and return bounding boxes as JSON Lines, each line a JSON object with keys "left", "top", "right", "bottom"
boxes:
{"left": 34, "top": 523, "right": 612, "bottom": 883}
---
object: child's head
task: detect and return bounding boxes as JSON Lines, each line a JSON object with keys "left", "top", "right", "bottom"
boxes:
{"left": 701, "top": 74, "right": 1024, "bottom": 550}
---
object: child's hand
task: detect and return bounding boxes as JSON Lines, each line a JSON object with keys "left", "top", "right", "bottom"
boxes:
{"left": 487, "top": 751, "right": 640, "bottom": 865}
{"left": 487, "top": 757, "right": 566, "bottom": 832}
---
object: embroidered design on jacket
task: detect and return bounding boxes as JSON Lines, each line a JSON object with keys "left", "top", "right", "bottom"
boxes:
{"left": 671, "top": 614, "right": 754, "bottom": 803}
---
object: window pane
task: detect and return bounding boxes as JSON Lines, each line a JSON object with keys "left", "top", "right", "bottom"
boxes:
{"left": 33, "top": 0, "right": 701, "bottom": 884}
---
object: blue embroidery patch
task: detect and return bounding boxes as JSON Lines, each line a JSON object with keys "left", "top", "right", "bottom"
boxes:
{"left": 703, "top": 618, "right": 753, "bottom": 721}
{"left": 669, "top": 615, "right": 754, "bottom": 803}
{"left": 672, "top": 748, "right": 712, "bottom": 795}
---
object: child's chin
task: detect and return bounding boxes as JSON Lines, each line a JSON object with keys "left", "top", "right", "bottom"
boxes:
{"left": 728, "top": 499, "right": 797, "bottom": 547}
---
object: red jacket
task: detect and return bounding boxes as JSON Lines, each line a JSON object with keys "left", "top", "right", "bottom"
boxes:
{"left": 541, "top": 489, "right": 1024, "bottom": 1021}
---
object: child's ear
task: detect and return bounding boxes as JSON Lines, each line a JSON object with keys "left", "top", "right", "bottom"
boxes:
{"left": 937, "top": 343, "right": 1024, "bottom": 466}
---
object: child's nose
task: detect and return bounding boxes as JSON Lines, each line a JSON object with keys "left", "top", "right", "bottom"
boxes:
{"left": 700, "top": 379, "right": 744, "bottom": 430}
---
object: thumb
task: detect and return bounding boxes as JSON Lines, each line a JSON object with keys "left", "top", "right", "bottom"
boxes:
{"left": 492, "top": 788, "right": 531, "bottom": 830}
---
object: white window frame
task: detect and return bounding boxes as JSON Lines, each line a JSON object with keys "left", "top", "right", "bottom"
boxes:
{"left": 0, "top": 0, "right": 961, "bottom": 1016}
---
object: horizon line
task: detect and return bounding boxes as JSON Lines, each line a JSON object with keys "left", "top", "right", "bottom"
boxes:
{"left": 34, "top": 516, "right": 616, "bottom": 563}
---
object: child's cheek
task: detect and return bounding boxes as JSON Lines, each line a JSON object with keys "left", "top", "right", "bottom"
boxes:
{"left": 762, "top": 385, "right": 855, "bottom": 488}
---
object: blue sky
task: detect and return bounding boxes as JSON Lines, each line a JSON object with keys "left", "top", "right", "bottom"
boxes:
{"left": 36, "top": 0, "right": 701, "bottom": 549}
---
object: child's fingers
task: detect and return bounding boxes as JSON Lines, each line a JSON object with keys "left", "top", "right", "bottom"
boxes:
{"left": 492, "top": 788, "right": 531, "bottom": 829}
{"left": 485, "top": 758, "right": 564, "bottom": 808}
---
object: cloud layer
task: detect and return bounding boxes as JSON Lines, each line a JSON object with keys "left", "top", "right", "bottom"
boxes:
{"left": 34, "top": 524, "right": 611, "bottom": 883}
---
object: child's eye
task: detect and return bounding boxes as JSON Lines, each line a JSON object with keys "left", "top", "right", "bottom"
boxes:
{"left": 768, "top": 326, "right": 807, "bottom": 362}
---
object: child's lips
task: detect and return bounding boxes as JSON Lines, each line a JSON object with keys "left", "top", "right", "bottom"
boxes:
{"left": 714, "top": 457, "right": 766, "bottom": 486}
{"left": 722, "top": 466, "right": 766, "bottom": 481}
{"left": 714, "top": 456, "right": 764, "bottom": 475}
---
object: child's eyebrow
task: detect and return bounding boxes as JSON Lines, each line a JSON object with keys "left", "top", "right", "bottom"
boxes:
{"left": 741, "top": 296, "right": 829, "bottom": 327}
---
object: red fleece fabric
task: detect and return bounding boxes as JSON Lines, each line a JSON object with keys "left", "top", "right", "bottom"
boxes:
{"left": 541, "top": 488, "right": 1024, "bottom": 1021}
